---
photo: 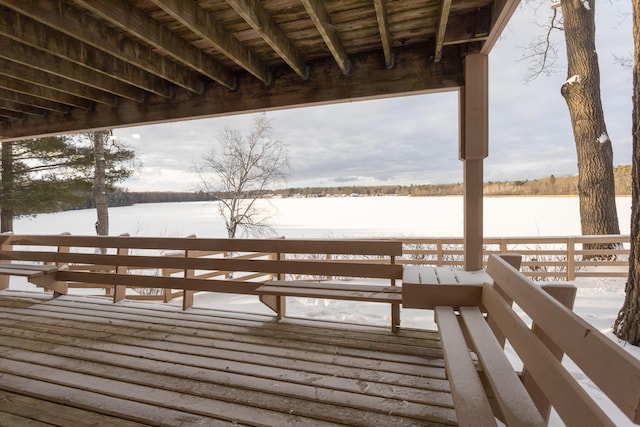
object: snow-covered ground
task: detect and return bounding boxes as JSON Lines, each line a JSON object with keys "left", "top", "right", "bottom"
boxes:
{"left": 10, "top": 196, "right": 637, "bottom": 425}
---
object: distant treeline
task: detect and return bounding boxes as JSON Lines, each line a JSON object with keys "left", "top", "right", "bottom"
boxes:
{"left": 75, "top": 165, "right": 632, "bottom": 210}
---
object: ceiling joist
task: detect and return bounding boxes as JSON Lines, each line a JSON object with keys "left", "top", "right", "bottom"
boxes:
{"left": 0, "top": 88, "right": 69, "bottom": 114}
{"left": 151, "top": 0, "right": 270, "bottom": 85}
{"left": 226, "top": 0, "right": 308, "bottom": 80}
{"left": 0, "top": 0, "right": 206, "bottom": 94}
{"left": 73, "top": 0, "right": 236, "bottom": 90}
{"left": 0, "top": 75, "right": 93, "bottom": 111}
{"left": 0, "top": 58, "right": 118, "bottom": 107}
{"left": 434, "top": 0, "right": 452, "bottom": 62}
{"left": 299, "top": 0, "right": 350, "bottom": 75}
{"left": 0, "top": 7, "right": 175, "bottom": 99}
{"left": 373, "top": 0, "right": 394, "bottom": 69}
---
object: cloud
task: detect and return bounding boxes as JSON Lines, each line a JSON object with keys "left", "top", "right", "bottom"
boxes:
{"left": 114, "top": 1, "right": 632, "bottom": 192}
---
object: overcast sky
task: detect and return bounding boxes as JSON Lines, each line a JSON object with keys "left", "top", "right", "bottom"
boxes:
{"left": 113, "top": 2, "right": 633, "bottom": 192}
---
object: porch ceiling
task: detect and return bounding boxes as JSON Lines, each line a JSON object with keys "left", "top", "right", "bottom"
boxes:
{"left": 0, "top": 0, "right": 518, "bottom": 141}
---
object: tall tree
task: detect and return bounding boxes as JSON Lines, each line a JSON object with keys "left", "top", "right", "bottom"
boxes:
{"left": 613, "top": 1, "right": 640, "bottom": 345}
{"left": 196, "top": 113, "right": 289, "bottom": 238}
{"left": 560, "top": 0, "right": 620, "bottom": 241}
{"left": 525, "top": 0, "right": 620, "bottom": 244}
{"left": 0, "top": 136, "right": 93, "bottom": 232}
{"left": 91, "top": 130, "right": 110, "bottom": 236}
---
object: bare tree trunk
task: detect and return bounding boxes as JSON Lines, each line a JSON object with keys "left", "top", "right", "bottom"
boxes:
{"left": 560, "top": 0, "right": 620, "bottom": 247}
{"left": 613, "top": 1, "right": 640, "bottom": 346}
{"left": 1, "top": 141, "right": 13, "bottom": 233}
{"left": 92, "top": 131, "right": 109, "bottom": 236}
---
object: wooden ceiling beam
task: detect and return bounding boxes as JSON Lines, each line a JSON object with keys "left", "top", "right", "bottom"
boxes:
{"left": 73, "top": 0, "right": 236, "bottom": 90}
{"left": 434, "top": 0, "right": 452, "bottom": 62}
{"left": 0, "top": 43, "right": 464, "bottom": 141}
{"left": 373, "top": 0, "right": 394, "bottom": 69}
{"left": 0, "top": 0, "right": 206, "bottom": 95}
{"left": 0, "top": 100, "right": 48, "bottom": 117}
{"left": 0, "top": 38, "right": 143, "bottom": 103}
{"left": 151, "top": 0, "right": 270, "bottom": 85}
{"left": 0, "top": 75, "right": 92, "bottom": 111}
{"left": 299, "top": 0, "right": 350, "bottom": 75}
{"left": 0, "top": 88, "right": 69, "bottom": 114}
{"left": 0, "top": 7, "right": 174, "bottom": 99}
{"left": 481, "top": 0, "right": 520, "bottom": 54}
{"left": 225, "top": 0, "right": 308, "bottom": 80}
{"left": 0, "top": 58, "right": 116, "bottom": 107}
{"left": 0, "top": 109, "right": 25, "bottom": 120}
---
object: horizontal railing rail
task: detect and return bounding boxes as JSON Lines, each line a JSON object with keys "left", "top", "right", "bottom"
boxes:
{"left": 399, "top": 234, "right": 630, "bottom": 281}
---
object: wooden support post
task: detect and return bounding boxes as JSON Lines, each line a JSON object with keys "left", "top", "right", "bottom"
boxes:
{"left": 182, "top": 235, "right": 196, "bottom": 310}
{"left": 460, "top": 53, "right": 488, "bottom": 271}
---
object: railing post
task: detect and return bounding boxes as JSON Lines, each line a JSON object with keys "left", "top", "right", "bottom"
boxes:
{"left": 0, "top": 232, "right": 12, "bottom": 290}
{"left": 436, "top": 239, "right": 443, "bottom": 267}
{"left": 567, "top": 237, "right": 576, "bottom": 281}
{"left": 182, "top": 234, "right": 196, "bottom": 310}
{"left": 113, "top": 233, "right": 130, "bottom": 303}
{"left": 391, "top": 254, "right": 400, "bottom": 332}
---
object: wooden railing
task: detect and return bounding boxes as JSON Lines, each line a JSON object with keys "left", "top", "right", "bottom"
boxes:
{"left": 0, "top": 233, "right": 401, "bottom": 307}
{"left": 399, "top": 234, "right": 630, "bottom": 280}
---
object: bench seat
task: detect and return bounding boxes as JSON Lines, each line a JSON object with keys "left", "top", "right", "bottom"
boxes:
{"left": 0, "top": 263, "right": 67, "bottom": 296}
{"left": 256, "top": 280, "right": 401, "bottom": 303}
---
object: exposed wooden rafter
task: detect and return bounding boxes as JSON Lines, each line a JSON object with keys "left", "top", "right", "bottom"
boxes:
{"left": 0, "top": 38, "right": 144, "bottom": 103}
{"left": 225, "top": 0, "right": 308, "bottom": 80}
{"left": 0, "top": 75, "right": 93, "bottom": 110}
{"left": 481, "top": 0, "right": 520, "bottom": 54}
{"left": 0, "top": 109, "right": 25, "bottom": 120}
{"left": 151, "top": 0, "right": 270, "bottom": 85}
{"left": 0, "top": 7, "right": 174, "bottom": 99}
{"left": 0, "top": 88, "right": 69, "bottom": 114}
{"left": 0, "top": 101, "right": 48, "bottom": 117}
{"left": 0, "top": 58, "right": 117, "bottom": 107}
{"left": 72, "top": 0, "right": 236, "bottom": 90}
{"left": 299, "top": 0, "right": 350, "bottom": 75}
{"left": 0, "top": 0, "right": 206, "bottom": 94}
{"left": 434, "top": 0, "right": 452, "bottom": 62}
{"left": 373, "top": 0, "right": 394, "bottom": 69}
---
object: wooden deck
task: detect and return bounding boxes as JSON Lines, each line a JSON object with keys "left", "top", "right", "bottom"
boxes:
{"left": 0, "top": 291, "right": 455, "bottom": 426}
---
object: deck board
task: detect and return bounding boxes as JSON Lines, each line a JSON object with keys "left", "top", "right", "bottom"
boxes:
{"left": 0, "top": 291, "right": 456, "bottom": 426}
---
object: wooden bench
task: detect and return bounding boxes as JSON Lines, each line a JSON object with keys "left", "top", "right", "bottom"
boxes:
{"left": 0, "top": 263, "right": 67, "bottom": 296}
{"left": 436, "top": 254, "right": 640, "bottom": 426}
{"left": 0, "top": 234, "right": 403, "bottom": 329}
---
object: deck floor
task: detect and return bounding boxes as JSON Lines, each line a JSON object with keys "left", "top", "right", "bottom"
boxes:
{"left": 0, "top": 291, "right": 455, "bottom": 426}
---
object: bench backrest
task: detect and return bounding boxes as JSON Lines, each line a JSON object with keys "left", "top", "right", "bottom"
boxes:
{"left": 0, "top": 233, "right": 403, "bottom": 294}
{"left": 486, "top": 254, "right": 640, "bottom": 426}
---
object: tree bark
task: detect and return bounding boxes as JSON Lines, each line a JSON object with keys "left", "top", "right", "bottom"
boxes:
{"left": 613, "top": 1, "right": 640, "bottom": 345}
{"left": 560, "top": 0, "right": 620, "bottom": 244}
{"left": 1, "top": 141, "right": 13, "bottom": 233}
{"left": 92, "top": 131, "right": 109, "bottom": 236}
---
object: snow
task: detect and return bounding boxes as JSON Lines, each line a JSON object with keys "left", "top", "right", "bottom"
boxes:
{"left": 597, "top": 132, "right": 610, "bottom": 144}
{"left": 582, "top": 0, "right": 592, "bottom": 11}
{"left": 564, "top": 75, "right": 582, "bottom": 85}
{"left": 9, "top": 196, "right": 637, "bottom": 425}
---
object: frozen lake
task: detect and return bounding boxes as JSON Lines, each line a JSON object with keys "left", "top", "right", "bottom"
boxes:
{"left": 14, "top": 196, "right": 632, "bottom": 238}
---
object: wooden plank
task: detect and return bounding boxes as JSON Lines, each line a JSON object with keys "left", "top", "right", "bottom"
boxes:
{"left": 264, "top": 280, "right": 402, "bottom": 293}
{"left": 402, "top": 283, "right": 482, "bottom": 309}
{"left": 435, "top": 306, "right": 496, "bottom": 427}
{"left": 0, "top": 390, "right": 149, "bottom": 426}
{"left": 256, "top": 285, "right": 401, "bottom": 303}
{"left": 0, "top": 372, "right": 237, "bottom": 426}
{"left": 482, "top": 283, "right": 616, "bottom": 426}
{"left": 14, "top": 293, "right": 441, "bottom": 348}
{"left": 487, "top": 254, "right": 640, "bottom": 422}
{"left": 0, "top": 309, "right": 441, "bottom": 375}
{"left": 434, "top": 267, "right": 459, "bottom": 284}
{"left": 458, "top": 306, "right": 544, "bottom": 426}
{"left": 0, "top": 348, "right": 455, "bottom": 425}
{"left": 0, "top": 410, "right": 53, "bottom": 427}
